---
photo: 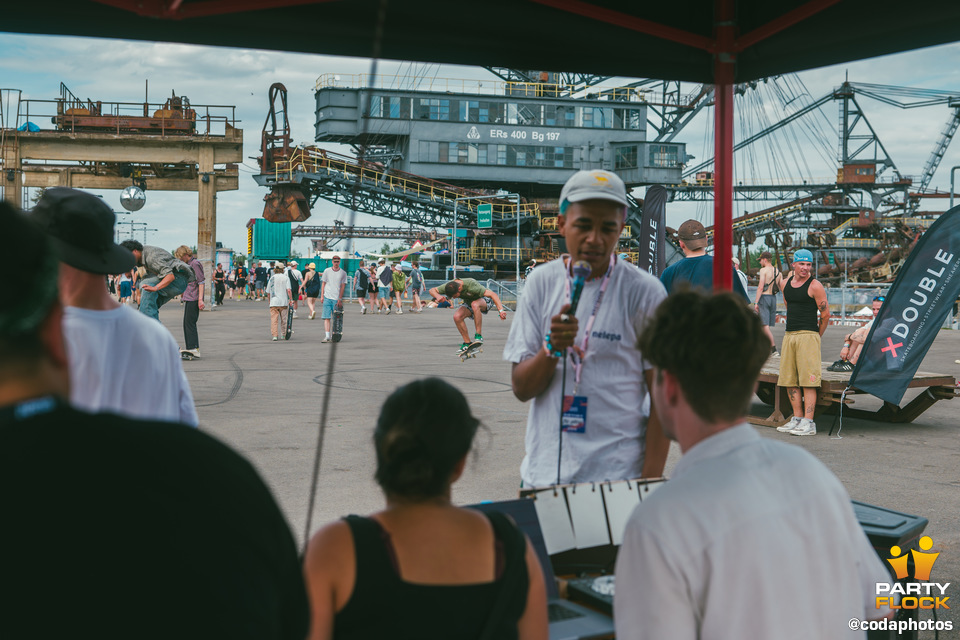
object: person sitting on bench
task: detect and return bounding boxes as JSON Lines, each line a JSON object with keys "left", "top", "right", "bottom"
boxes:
{"left": 827, "top": 296, "right": 884, "bottom": 372}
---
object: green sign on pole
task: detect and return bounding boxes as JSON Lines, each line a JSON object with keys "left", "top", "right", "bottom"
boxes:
{"left": 477, "top": 203, "right": 493, "bottom": 228}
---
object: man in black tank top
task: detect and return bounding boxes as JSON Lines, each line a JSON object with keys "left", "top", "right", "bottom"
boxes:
{"left": 776, "top": 249, "right": 830, "bottom": 436}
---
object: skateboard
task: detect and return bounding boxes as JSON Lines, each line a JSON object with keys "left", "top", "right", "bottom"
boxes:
{"left": 458, "top": 341, "right": 483, "bottom": 362}
{"left": 332, "top": 301, "right": 344, "bottom": 342}
{"left": 285, "top": 302, "right": 294, "bottom": 340}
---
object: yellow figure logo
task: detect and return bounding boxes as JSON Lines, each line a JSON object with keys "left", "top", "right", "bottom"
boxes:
{"left": 593, "top": 174, "right": 609, "bottom": 184}
{"left": 887, "top": 536, "right": 940, "bottom": 581}
{"left": 887, "top": 546, "right": 909, "bottom": 580}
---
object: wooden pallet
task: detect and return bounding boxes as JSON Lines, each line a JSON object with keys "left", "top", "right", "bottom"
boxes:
{"left": 750, "top": 354, "right": 957, "bottom": 428}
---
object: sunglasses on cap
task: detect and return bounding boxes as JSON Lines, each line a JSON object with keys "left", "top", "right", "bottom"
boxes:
{"left": 873, "top": 296, "right": 885, "bottom": 302}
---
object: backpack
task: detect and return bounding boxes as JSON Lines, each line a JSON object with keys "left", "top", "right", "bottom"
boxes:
{"left": 304, "top": 272, "right": 321, "bottom": 297}
{"left": 379, "top": 267, "right": 392, "bottom": 287}
{"left": 288, "top": 270, "right": 298, "bottom": 290}
{"left": 355, "top": 268, "right": 369, "bottom": 290}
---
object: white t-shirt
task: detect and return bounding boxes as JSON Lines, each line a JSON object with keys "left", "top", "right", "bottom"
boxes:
{"left": 503, "top": 257, "right": 666, "bottom": 487}
{"left": 267, "top": 273, "right": 290, "bottom": 307}
{"left": 851, "top": 317, "right": 875, "bottom": 342}
{"left": 614, "top": 424, "right": 890, "bottom": 640}
{"left": 736, "top": 268, "right": 749, "bottom": 293}
{"left": 63, "top": 305, "right": 198, "bottom": 426}
{"left": 321, "top": 267, "right": 347, "bottom": 301}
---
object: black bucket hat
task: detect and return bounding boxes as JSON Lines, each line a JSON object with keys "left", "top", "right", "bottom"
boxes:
{"left": 31, "top": 188, "right": 136, "bottom": 275}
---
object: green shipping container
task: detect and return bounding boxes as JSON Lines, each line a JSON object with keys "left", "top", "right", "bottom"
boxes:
{"left": 309, "top": 257, "right": 362, "bottom": 274}
{"left": 251, "top": 219, "right": 291, "bottom": 260}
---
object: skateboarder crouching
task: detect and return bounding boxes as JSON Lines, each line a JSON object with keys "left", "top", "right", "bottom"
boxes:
{"left": 428, "top": 278, "right": 507, "bottom": 353}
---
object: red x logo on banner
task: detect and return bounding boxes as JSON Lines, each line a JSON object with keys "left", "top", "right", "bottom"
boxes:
{"left": 881, "top": 337, "right": 904, "bottom": 358}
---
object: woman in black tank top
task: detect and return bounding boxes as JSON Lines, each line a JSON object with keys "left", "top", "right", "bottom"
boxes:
{"left": 304, "top": 379, "right": 548, "bottom": 640}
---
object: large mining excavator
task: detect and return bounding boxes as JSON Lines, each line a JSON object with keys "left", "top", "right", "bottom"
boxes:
{"left": 259, "top": 83, "right": 311, "bottom": 222}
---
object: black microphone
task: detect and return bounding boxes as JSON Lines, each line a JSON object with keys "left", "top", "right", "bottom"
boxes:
{"left": 569, "top": 261, "right": 592, "bottom": 314}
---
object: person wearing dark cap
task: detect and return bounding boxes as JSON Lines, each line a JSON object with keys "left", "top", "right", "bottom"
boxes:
{"left": 31, "top": 187, "right": 198, "bottom": 426}
{"left": 0, "top": 201, "right": 310, "bottom": 640}
{"left": 504, "top": 169, "right": 669, "bottom": 488}
{"left": 119, "top": 238, "right": 196, "bottom": 321}
{"left": 753, "top": 250, "right": 779, "bottom": 354}
{"left": 659, "top": 219, "right": 749, "bottom": 300}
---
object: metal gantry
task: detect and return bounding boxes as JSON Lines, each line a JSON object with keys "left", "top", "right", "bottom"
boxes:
{"left": 254, "top": 71, "right": 960, "bottom": 276}
{"left": 291, "top": 224, "right": 433, "bottom": 243}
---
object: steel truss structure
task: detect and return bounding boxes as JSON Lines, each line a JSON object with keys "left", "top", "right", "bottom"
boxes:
{"left": 291, "top": 224, "right": 432, "bottom": 242}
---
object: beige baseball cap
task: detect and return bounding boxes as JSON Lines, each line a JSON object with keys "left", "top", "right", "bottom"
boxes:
{"left": 560, "top": 170, "right": 628, "bottom": 208}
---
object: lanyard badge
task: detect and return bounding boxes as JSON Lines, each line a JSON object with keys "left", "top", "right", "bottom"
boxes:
{"left": 561, "top": 254, "right": 614, "bottom": 395}
{"left": 559, "top": 254, "right": 615, "bottom": 427}
{"left": 561, "top": 395, "right": 588, "bottom": 433}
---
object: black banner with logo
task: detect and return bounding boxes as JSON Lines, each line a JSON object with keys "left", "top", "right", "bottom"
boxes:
{"left": 849, "top": 206, "right": 960, "bottom": 404}
{"left": 638, "top": 185, "right": 667, "bottom": 276}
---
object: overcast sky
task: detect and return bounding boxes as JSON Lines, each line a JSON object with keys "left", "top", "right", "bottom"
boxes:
{"left": 2, "top": 33, "right": 959, "bottom": 257}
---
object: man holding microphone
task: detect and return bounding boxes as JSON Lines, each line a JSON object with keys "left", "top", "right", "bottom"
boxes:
{"left": 504, "top": 170, "right": 669, "bottom": 488}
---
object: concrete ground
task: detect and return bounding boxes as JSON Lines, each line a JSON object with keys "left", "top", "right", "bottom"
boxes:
{"left": 162, "top": 297, "right": 959, "bottom": 636}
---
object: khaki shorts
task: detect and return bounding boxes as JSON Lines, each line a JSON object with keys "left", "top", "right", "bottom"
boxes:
{"left": 778, "top": 330, "right": 822, "bottom": 387}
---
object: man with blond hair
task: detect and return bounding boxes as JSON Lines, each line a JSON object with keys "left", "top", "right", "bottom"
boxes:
{"left": 174, "top": 245, "right": 205, "bottom": 360}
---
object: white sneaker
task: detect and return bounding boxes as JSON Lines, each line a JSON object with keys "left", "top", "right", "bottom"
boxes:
{"left": 386, "top": 308, "right": 391, "bottom": 315}
{"left": 790, "top": 418, "right": 817, "bottom": 436}
{"left": 377, "top": 308, "right": 381, "bottom": 314}
{"left": 272, "top": 336, "right": 278, "bottom": 341}
{"left": 309, "top": 311, "right": 316, "bottom": 320}
{"left": 361, "top": 307, "right": 366, "bottom": 315}
{"left": 777, "top": 416, "right": 802, "bottom": 433}
{"left": 321, "top": 336, "right": 331, "bottom": 343}
{"left": 397, "top": 309, "right": 403, "bottom": 315}
{"left": 292, "top": 313, "right": 299, "bottom": 319}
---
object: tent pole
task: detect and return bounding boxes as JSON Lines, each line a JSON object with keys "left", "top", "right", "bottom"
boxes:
{"left": 713, "top": 0, "right": 735, "bottom": 290}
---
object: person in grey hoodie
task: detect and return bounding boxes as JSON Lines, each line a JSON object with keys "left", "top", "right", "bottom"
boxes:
{"left": 121, "top": 240, "right": 196, "bottom": 321}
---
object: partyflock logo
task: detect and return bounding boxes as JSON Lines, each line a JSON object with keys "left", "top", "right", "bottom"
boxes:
{"left": 875, "top": 536, "right": 950, "bottom": 610}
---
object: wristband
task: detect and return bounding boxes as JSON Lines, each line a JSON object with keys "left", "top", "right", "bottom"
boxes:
{"left": 544, "top": 332, "right": 563, "bottom": 358}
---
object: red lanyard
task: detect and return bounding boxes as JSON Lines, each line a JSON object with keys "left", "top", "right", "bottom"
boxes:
{"left": 562, "top": 254, "right": 614, "bottom": 393}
